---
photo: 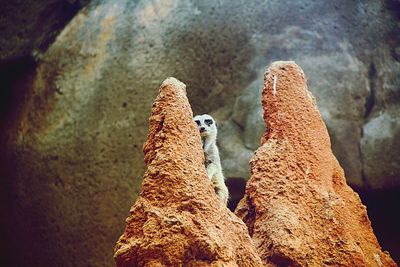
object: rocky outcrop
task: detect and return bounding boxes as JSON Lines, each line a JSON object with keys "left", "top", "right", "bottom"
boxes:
{"left": 0, "top": 0, "right": 88, "bottom": 62}
{"left": 1, "top": 1, "right": 399, "bottom": 266}
{"left": 235, "top": 62, "right": 396, "bottom": 266}
{"left": 2, "top": 0, "right": 399, "bottom": 191}
{"left": 114, "top": 78, "right": 262, "bottom": 266}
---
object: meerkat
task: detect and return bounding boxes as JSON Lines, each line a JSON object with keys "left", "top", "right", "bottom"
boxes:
{"left": 194, "top": 114, "right": 229, "bottom": 206}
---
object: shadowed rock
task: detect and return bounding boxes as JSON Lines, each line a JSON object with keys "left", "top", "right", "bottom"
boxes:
{"left": 1, "top": 1, "right": 399, "bottom": 266}
{"left": 114, "top": 77, "right": 263, "bottom": 266}
{"left": 235, "top": 62, "right": 396, "bottom": 266}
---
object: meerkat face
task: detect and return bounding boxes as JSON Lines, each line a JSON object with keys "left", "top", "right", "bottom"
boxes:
{"left": 194, "top": 114, "right": 217, "bottom": 137}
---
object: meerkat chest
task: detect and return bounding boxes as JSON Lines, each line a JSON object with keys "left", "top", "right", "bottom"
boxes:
{"left": 204, "top": 148, "right": 219, "bottom": 166}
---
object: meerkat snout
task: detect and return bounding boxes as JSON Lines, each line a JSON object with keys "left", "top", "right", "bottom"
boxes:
{"left": 193, "top": 114, "right": 229, "bottom": 206}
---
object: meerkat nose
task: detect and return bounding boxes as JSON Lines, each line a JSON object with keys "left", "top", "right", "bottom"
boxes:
{"left": 200, "top": 127, "right": 206, "bottom": 132}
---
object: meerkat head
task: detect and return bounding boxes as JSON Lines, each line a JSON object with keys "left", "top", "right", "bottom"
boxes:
{"left": 194, "top": 114, "right": 218, "bottom": 138}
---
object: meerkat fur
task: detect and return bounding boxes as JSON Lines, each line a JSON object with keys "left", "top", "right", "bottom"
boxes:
{"left": 194, "top": 114, "right": 229, "bottom": 205}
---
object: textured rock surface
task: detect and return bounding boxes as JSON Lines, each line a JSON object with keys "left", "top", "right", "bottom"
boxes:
{"left": 235, "top": 62, "right": 396, "bottom": 266}
{"left": 1, "top": 0, "right": 398, "bottom": 189}
{"left": 114, "top": 77, "right": 262, "bottom": 266}
{"left": 0, "top": 0, "right": 399, "bottom": 266}
{"left": 0, "top": 0, "right": 88, "bottom": 62}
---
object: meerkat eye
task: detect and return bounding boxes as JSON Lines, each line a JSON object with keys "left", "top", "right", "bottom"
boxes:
{"left": 204, "top": 119, "right": 213, "bottom": 126}
{"left": 195, "top": 120, "right": 200, "bottom": 126}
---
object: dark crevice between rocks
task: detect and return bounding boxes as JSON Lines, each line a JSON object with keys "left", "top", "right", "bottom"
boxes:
{"left": 0, "top": 56, "right": 38, "bottom": 123}
{"left": 359, "top": 62, "right": 378, "bottom": 189}
{"left": 231, "top": 176, "right": 256, "bottom": 238}
{"left": 268, "top": 252, "right": 300, "bottom": 267}
{"left": 225, "top": 177, "right": 246, "bottom": 212}
{"left": 0, "top": 55, "right": 37, "bottom": 267}
{"left": 242, "top": 198, "right": 256, "bottom": 238}
{"left": 354, "top": 186, "right": 400, "bottom": 264}
{"left": 34, "top": 0, "right": 84, "bottom": 53}
{"left": 0, "top": 151, "right": 17, "bottom": 266}
{"left": 364, "top": 62, "right": 377, "bottom": 120}
{"left": 359, "top": 141, "right": 369, "bottom": 190}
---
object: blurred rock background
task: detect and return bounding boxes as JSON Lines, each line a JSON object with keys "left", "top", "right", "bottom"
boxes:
{"left": 0, "top": 0, "right": 399, "bottom": 266}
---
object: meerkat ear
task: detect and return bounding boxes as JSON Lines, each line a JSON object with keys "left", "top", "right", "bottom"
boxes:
{"left": 215, "top": 122, "right": 218, "bottom": 128}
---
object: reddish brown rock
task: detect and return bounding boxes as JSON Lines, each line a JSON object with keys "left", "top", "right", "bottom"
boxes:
{"left": 114, "top": 77, "right": 263, "bottom": 267}
{"left": 235, "top": 62, "right": 397, "bottom": 267}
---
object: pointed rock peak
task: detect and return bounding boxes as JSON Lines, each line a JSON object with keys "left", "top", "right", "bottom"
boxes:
{"left": 236, "top": 62, "right": 396, "bottom": 266}
{"left": 115, "top": 77, "right": 263, "bottom": 266}
{"left": 142, "top": 76, "right": 199, "bottom": 167}
{"left": 160, "top": 76, "right": 186, "bottom": 91}
{"left": 262, "top": 61, "right": 326, "bottom": 145}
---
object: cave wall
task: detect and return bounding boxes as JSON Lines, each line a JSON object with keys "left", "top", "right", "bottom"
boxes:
{"left": 0, "top": 0, "right": 399, "bottom": 266}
